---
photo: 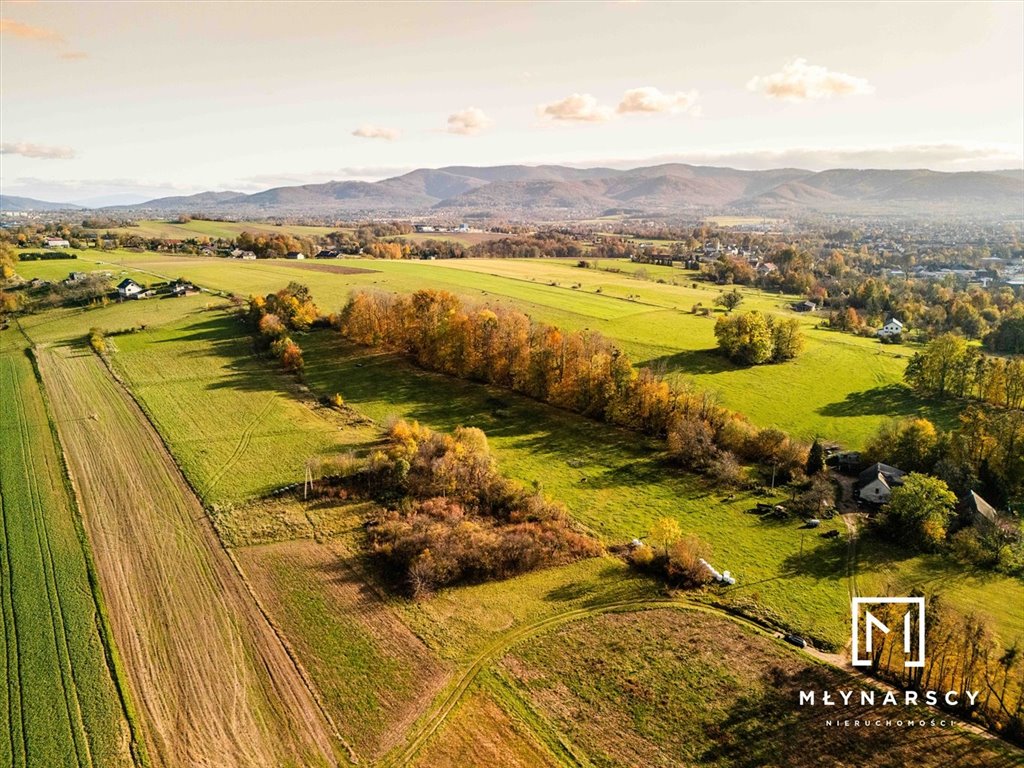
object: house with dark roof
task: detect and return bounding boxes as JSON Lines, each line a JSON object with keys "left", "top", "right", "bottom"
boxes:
{"left": 116, "top": 278, "right": 143, "bottom": 299}
{"left": 856, "top": 462, "right": 906, "bottom": 504}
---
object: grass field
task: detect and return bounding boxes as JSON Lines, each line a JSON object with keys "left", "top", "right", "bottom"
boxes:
{"left": 498, "top": 607, "right": 1020, "bottom": 768}
{"left": 0, "top": 326, "right": 135, "bottom": 768}
{"left": 235, "top": 505, "right": 451, "bottom": 763}
{"left": 68, "top": 295, "right": 1017, "bottom": 650}
{"left": 83, "top": 219, "right": 342, "bottom": 241}
{"left": 36, "top": 342, "right": 342, "bottom": 768}
{"left": 13, "top": 249, "right": 957, "bottom": 448}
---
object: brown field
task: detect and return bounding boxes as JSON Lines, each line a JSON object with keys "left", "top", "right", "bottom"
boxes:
{"left": 396, "top": 231, "right": 512, "bottom": 246}
{"left": 36, "top": 343, "right": 344, "bottom": 768}
{"left": 269, "top": 260, "right": 380, "bottom": 276}
{"left": 235, "top": 504, "right": 450, "bottom": 762}
{"left": 411, "top": 690, "right": 560, "bottom": 768}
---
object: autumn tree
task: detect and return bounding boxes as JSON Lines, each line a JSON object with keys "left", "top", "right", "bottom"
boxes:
{"left": 649, "top": 517, "right": 682, "bottom": 557}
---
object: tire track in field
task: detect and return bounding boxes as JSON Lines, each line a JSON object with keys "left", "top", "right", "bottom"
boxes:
{"left": 7, "top": 358, "right": 93, "bottom": 767}
{"left": 380, "top": 598, "right": 678, "bottom": 768}
{"left": 201, "top": 396, "right": 275, "bottom": 499}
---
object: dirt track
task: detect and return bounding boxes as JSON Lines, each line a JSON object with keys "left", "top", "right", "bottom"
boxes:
{"left": 37, "top": 344, "right": 342, "bottom": 768}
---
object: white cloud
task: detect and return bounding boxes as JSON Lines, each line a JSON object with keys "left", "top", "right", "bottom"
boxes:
{"left": 352, "top": 124, "right": 400, "bottom": 141}
{"left": 617, "top": 87, "right": 699, "bottom": 115}
{"left": 747, "top": 58, "right": 874, "bottom": 102}
{"left": 446, "top": 107, "right": 492, "bottom": 135}
{"left": 1, "top": 142, "right": 76, "bottom": 159}
{"left": 538, "top": 93, "right": 613, "bottom": 123}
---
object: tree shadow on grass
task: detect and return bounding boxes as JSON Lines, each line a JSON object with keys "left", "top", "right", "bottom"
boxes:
{"left": 638, "top": 347, "right": 733, "bottom": 376}
{"left": 818, "top": 384, "right": 961, "bottom": 429}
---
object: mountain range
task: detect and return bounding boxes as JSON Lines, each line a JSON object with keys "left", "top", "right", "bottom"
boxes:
{"left": 4, "top": 164, "right": 1023, "bottom": 219}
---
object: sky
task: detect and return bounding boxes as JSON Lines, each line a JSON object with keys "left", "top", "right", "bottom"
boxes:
{"left": 1, "top": 1, "right": 1022, "bottom": 204}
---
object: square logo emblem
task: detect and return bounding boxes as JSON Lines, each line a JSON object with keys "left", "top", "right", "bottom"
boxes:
{"left": 851, "top": 597, "right": 925, "bottom": 668}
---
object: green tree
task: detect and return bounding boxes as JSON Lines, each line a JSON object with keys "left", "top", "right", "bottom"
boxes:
{"left": 716, "top": 288, "right": 743, "bottom": 313}
{"left": 714, "top": 311, "right": 773, "bottom": 365}
{"left": 884, "top": 473, "right": 957, "bottom": 551}
{"left": 771, "top": 317, "right": 804, "bottom": 362}
{"left": 806, "top": 439, "right": 825, "bottom": 475}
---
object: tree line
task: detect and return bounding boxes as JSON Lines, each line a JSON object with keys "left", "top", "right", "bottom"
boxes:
{"left": 862, "top": 594, "right": 1023, "bottom": 745}
{"left": 905, "top": 333, "right": 1024, "bottom": 409}
{"left": 338, "top": 289, "right": 810, "bottom": 482}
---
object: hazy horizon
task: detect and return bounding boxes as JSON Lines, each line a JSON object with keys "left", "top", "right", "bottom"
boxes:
{"left": 2, "top": 1, "right": 1022, "bottom": 203}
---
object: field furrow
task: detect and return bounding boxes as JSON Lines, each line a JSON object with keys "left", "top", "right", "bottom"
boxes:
{"left": 35, "top": 342, "right": 342, "bottom": 768}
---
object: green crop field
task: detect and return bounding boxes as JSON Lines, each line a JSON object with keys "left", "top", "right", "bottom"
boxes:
{"left": 0, "top": 326, "right": 135, "bottom": 768}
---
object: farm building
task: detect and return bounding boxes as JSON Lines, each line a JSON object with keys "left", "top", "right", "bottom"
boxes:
{"left": 116, "top": 278, "right": 144, "bottom": 299}
{"left": 44, "top": 237, "right": 70, "bottom": 248}
{"left": 856, "top": 462, "right": 906, "bottom": 504}
{"left": 792, "top": 300, "right": 817, "bottom": 312}
{"left": 285, "top": 251, "right": 305, "bottom": 260}
{"left": 960, "top": 491, "right": 1019, "bottom": 539}
{"left": 169, "top": 281, "right": 198, "bottom": 297}
{"left": 877, "top": 318, "right": 904, "bottom": 338}
{"left": 315, "top": 249, "right": 339, "bottom": 259}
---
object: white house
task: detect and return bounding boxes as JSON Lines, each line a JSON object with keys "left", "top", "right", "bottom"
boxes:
{"left": 877, "top": 318, "right": 904, "bottom": 338}
{"left": 856, "top": 463, "right": 906, "bottom": 504}
{"left": 44, "top": 238, "right": 70, "bottom": 248}
{"left": 116, "top": 278, "right": 143, "bottom": 299}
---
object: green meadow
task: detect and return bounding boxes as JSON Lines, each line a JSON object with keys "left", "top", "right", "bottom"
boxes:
{"left": 43, "top": 294, "right": 1012, "bottom": 650}
{"left": 13, "top": 249, "right": 959, "bottom": 448}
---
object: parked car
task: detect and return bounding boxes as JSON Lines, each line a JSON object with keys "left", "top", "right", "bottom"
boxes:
{"left": 784, "top": 633, "right": 807, "bottom": 649}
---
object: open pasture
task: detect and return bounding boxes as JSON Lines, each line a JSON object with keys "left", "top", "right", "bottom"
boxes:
{"left": 0, "top": 327, "right": 135, "bottom": 768}
{"left": 498, "top": 607, "right": 1019, "bottom": 768}
{"left": 23, "top": 249, "right": 955, "bottom": 448}
{"left": 235, "top": 506, "right": 451, "bottom": 763}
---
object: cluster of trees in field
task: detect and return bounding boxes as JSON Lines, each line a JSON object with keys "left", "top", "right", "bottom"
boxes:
{"left": 627, "top": 518, "right": 715, "bottom": 588}
{"left": 864, "top": 417, "right": 1023, "bottom": 571}
{"left": 338, "top": 289, "right": 811, "bottom": 483}
{"left": 317, "top": 419, "right": 599, "bottom": 597}
{"left": 862, "top": 593, "right": 1024, "bottom": 745}
{"left": 244, "top": 282, "right": 321, "bottom": 372}
{"left": 904, "top": 334, "right": 1024, "bottom": 409}
{"left": 713, "top": 310, "right": 804, "bottom": 365}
